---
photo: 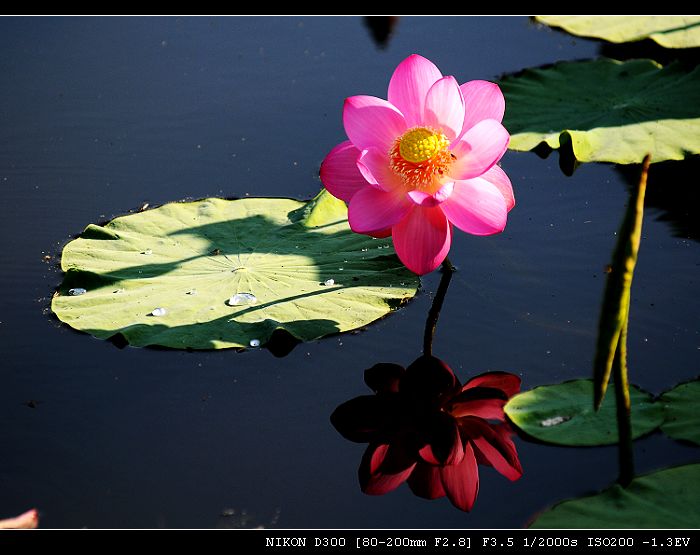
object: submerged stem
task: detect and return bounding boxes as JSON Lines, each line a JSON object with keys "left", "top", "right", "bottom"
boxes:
{"left": 613, "top": 301, "right": 634, "bottom": 487}
{"left": 610, "top": 154, "right": 650, "bottom": 487}
{"left": 593, "top": 154, "right": 650, "bottom": 409}
{"left": 423, "top": 258, "right": 455, "bottom": 356}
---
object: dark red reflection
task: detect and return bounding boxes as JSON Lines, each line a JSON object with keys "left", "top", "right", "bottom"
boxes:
{"left": 331, "top": 355, "right": 523, "bottom": 511}
{"left": 363, "top": 17, "right": 399, "bottom": 49}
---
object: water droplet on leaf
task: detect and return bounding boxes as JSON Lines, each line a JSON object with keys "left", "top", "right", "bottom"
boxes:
{"left": 227, "top": 293, "right": 257, "bottom": 306}
{"left": 68, "top": 288, "right": 87, "bottom": 296}
{"left": 540, "top": 415, "right": 571, "bottom": 427}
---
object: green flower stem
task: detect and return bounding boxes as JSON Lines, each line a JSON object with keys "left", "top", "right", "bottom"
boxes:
{"left": 423, "top": 258, "right": 455, "bottom": 356}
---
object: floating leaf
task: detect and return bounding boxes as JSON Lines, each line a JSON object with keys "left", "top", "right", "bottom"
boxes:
{"left": 530, "top": 464, "right": 700, "bottom": 528}
{"left": 52, "top": 191, "right": 419, "bottom": 350}
{"left": 501, "top": 59, "right": 700, "bottom": 164}
{"left": 660, "top": 379, "right": 700, "bottom": 446}
{"left": 537, "top": 16, "right": 700, "bottom": 49}
{"left": 504, "top": 379, "right": 663, "bottom": 446}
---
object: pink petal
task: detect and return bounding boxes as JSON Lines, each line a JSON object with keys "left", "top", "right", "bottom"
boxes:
{"left": 364, "top": 362, "right": 405, "bottom": 393}
{"left": 369, "top": 228, "right": 392, "bottom": 238}
{"left": 320, "top": 141, "right": 367, "bottom": 203}
{"left": 407, "top": 182, "right": 454, "bottom": 207}
{"left": 357, "top": 147, "right": 404, "bottom": 192}
{"left": 387, "top": 54, "right": 443, "bottom": 128}
{"left": 462, "top": 372, "right": 521, "bottom": 398}
{"left": 392, "top": 205, "right": 452, "bottom": 275}
{"left": 401, "top": 355, "right": 459, "bottom": 399}
{"left": 449, "top": 119, "right": 510, "bottom": 180}
{"left": 449, "top": 398, "right": 507, "bottom": 421}
{"left": 481, "top": 165, "right": 515, "bottom": 212}
{"left": 0, "top": 508, "right": 39, "bottom": 529}
{"left": 460, "top": 80, "right": 506, "bottom": 134}
{"left": 330, "top": 395, "right": 396, "bottom": 443}
{"left": 343, "top": 95, "right": 406, "bottom": 153}
{"left": 439, "top": 178, "right": 508, "bottom": 236}
{"left": 417, "top": 412, "right": 464, "bottom": 466}
{"left": 424, "top": 76, "right": 465, "bottom": 140}
{"left": 439, "top": 442, "right": 479, "bottom": 511}
{"left": 463, "top": 419, "right": 523, "bottom": 482}
{"left": 360, "top": 443, "right": 417, "bottom": 495}
{"left": 408, "top": 463, "right": 446, "bottom": 500}
{"left": 348, "top": 186, "right": 412, "bottom": 234}
{"left": 417, "top": 444, "right": 440, "bottom": 465}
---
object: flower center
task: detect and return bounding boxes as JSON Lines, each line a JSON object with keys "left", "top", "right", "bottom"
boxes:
{"left": 398, "top": 128, "right": 449, "bottom": 163}
{"left": 390, "top": 127, "right": 454, "bottom": 193}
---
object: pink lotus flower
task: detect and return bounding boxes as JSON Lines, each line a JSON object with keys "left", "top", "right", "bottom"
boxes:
{"left": 331, "top": 356, "right": 523, "bottom": 511}
{"left": 320, "top": 54, "right": 514, "bottom": 275}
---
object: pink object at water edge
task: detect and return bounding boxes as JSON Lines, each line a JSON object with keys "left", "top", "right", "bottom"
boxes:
{"left": 0, "top": 508, "right": 39, "bottom": 529}
{"left": 320, "top": 54, "right": 514, "bottom": 275}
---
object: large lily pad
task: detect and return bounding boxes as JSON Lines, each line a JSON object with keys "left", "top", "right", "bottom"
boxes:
{"left": 530, "top": 463, "right": 700, "bottom": 528}
{"left": 537, "top": 16, "right": 700, "bottom": 49}
{"left": 501, "top": 58, "right": 700, "bottom": 164}
{"left": 504, "top": 379, "right": 663, "bottom": 446}
{"left": 660, "top": 379, "right": 700, "bottom": 446}
{"left": 52, "top": 191, "right": 419, "bottom": 350}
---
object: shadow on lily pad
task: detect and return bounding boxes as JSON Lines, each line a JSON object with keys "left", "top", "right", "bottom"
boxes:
{"left": 51, "top": 195, "right": 420, "bottom": 352}
{"left": 501, "top": 59, "right": 700, "bottom": 169}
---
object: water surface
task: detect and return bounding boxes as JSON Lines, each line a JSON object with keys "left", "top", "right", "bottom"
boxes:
{"left": 0, "top": 16, "right": 698, "bottom": 528}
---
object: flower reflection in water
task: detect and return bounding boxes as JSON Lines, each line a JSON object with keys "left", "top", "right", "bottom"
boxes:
{"left": 331, "top": 355, "right": 522, "bottom": 511}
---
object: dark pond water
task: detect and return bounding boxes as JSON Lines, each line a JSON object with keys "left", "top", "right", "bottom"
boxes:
{"left": 1, "top": 16, "right": 698, "bottom": 529}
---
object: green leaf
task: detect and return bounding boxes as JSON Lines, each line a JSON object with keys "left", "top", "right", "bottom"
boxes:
{"left": 529, "top": 464, "right": 700, "bottom": 528}
{"left": 501, "top": 59, "right": 700, "bottom": 164}
{"left": 52, "top": 191, "right": 419, "bottom": 350}
{"left": 537, "top": 16, "right": 700, "bottom": 49}
{"left": 660, "top": 379, "right": 700, "bottom": 446}
{"left": 504, "top": 379, "right": 663, "bottom": 446}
